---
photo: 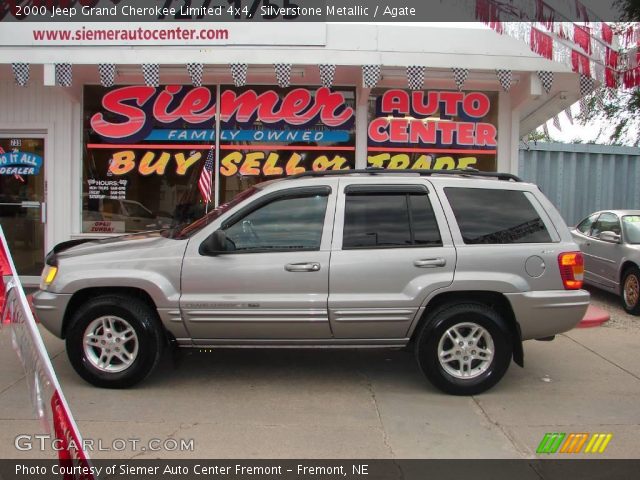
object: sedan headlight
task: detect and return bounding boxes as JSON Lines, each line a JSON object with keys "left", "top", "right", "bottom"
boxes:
{"left": 39, "top": 265, "right": 58, "bottom": 290}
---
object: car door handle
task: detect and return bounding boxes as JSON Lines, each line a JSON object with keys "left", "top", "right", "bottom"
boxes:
{"left": 414, "top": 258, "right": 446, "bottom": 268}
{"left": 285, "top": 262, "right": 321, "bottom": 272}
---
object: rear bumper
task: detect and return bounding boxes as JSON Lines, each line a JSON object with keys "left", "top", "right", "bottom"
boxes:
{"left": 505, "top": 289, "right": 590, "bottom": 340}
{"left": 31, "top": 290, "right": 72, "bottom": 338}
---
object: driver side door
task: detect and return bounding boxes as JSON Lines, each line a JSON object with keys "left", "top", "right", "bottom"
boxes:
{"left": 180, "top": 185, "right": 336, "bottom": 342}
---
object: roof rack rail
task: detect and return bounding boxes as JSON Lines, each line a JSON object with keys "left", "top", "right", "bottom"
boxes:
{"left": 287, "top": 167, "right": 522, "bottom": 182}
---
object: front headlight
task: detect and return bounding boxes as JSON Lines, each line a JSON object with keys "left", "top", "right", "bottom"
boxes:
{"left": 39, "top": 265, "right": 58, "bottom": 290}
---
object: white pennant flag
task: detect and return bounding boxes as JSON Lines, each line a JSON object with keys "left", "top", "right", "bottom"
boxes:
{"left": 98, "top": 64, "right": 116, "bottom": 87}
{"left": 230, "top": 63, "right": 248, "bottom": 87}
{"left": 11, "top": 63, "right": 29, "bottom": 87}
{"left": 362, "top": 65, "right": 381, "bottom": 88}
{"left": 274, "top": 63, "right": 292, "bottom": 88}
{"left": 55, "top": 63, "right": 72, "bottom": 87}
{"left": 319, "top": 64, "right": 336, "bottom": 89}
{"left": 142, "top": 64, "right": 160, "bottom": 87}
{"left": 452, "top": 68, "right": 468, "bottom": 91}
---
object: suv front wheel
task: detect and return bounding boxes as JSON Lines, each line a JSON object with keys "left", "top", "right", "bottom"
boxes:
{"left": 415, "top": 303, "right": 512, "bottom": 395}
{"left": 66, "top": 294, "right": 164, "bottom": 388}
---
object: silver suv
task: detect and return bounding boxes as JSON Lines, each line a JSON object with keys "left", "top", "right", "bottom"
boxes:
{"left": 33, "top": 169, "right": 589, "bottom": 395}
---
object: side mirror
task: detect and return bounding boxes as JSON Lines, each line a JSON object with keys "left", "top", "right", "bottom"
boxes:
{"left": 200, "top": 230, "right": 227, "bottom": 255}
{"left": 599, "top": 231, "right": 621, "bottom": 244}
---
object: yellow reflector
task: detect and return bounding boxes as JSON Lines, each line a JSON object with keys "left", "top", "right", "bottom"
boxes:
{"left": 44, "top": 266, "right": 58, "bottom": 284}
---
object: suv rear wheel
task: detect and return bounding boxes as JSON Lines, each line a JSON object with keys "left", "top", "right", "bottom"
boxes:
{"left": 622, "top": 266, "right": 640, "bottom": 315}
{"left": 415, "top": 303, "right": 512, "bottom": 395}
{"left": 66, "top": 295, "right": 164, "bottom": 388}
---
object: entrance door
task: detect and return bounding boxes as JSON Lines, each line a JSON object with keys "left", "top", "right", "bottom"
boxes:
{"left": 0, "top": 136, "right": 46, "bottom": 278}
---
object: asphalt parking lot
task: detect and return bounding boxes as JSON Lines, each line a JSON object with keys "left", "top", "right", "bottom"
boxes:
{"left": 1, "top": 285, "right": 639, "bottom": 460}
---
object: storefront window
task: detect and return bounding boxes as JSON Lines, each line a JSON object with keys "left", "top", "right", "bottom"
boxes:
{"left": 367, "top": 89, "right": 499, "bottom": 171}
{"left": 219, "top": 86, "right": 356, "bottom": 204}
{"left": 82, "top": 85, "right": 216, "bottom": 233}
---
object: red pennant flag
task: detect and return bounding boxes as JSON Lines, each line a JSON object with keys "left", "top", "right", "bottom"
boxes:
{"left": 531, "top": 28, "right": 553, "bottom": 60}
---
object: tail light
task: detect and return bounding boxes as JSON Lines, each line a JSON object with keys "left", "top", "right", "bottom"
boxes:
{"left": 558, "top": 252, "right": 584, "bottom": 290}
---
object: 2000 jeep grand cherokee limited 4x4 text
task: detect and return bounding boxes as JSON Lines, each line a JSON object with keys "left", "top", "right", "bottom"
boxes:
{"left": 33, "top": 169, "right": 589, "bottom": 395}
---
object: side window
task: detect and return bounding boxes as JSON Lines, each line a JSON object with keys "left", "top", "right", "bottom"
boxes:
{"left": 223, "top": 192, "right": 328, "bottom": 252}
{"left": 444, "top": 187, "right": 553, "bottom": 244}
{"left": 591, "top": 212, "right": 621, "bottom": 237}
{"left": 343, "top": 189, "right": 442, "bottom": 249}
{"left": 577, "top": 213, "right": 600, "bottom": 235}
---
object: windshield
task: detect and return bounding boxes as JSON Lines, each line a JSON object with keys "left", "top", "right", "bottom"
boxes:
{"left": 622, "top": 215, "right": 640, "bottom": 244}
{"left": 167, "top": 187, "right": 260, "bottom": 239}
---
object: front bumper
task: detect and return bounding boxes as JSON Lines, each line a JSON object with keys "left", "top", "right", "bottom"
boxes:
{"left": 31, "top": 290, "right": 72, "bottom": 338}
{"left": 505, "top": 289, "right": 590, "bottom": 340}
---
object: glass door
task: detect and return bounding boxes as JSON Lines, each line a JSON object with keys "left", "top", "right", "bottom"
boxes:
{"left": 0, "top": 136, "right": 46, "bottom": 277}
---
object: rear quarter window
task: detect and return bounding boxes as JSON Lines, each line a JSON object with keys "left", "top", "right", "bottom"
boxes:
{"left": 444, "top": 187, "right": 552, "bottom": 244}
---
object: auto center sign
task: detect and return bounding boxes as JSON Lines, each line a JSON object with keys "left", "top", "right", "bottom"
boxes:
{"left": 367, "top": 89, "right": 498, "bottom": 171}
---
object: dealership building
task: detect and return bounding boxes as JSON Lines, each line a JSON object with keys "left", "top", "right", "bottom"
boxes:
{"left": 0, "top": 21, "right": 613, "bottom": 281}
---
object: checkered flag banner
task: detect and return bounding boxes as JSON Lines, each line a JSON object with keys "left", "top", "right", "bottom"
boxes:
{"left": 319, "top": 64, "right": 336, "bottom": 89}
{"left": 142, "top": 63, "right": 160, "bottom": 87}
{"left": 187, "top": 63, "right": 204, "bottom": 87}
{"left": 274, "top": 63, "right": 292, "bottom": 88}
{"left": 230, "top": 63, "right": 248, "bottom": 87}
{"left": 406, "top": 66, "right": 426, "bottom": 91}
{"left": 55, "top": 63, "right": 72, "bottom": 87}
{"left": 11, "top": 63, "right": 29, "bottom": 87}
{"left": 579, "top": 96, "right": 589, "bottom": 116}
{"left": 552, "top": 115, "right": 561, "bottom": 131}
{"left": 452, "top": 68, "right": 468, "bottom": 91}
{"left": 362, "top": 65, "right": 381, "bottom": 88}
{"left": 495, "top": 69, "right": 512, "bottom": 92}
{"left": 537, "top": 71, "right": 553, "bottom": 94}
{"left": 98, "top": 64, "right": 116, "bottom": 87}
{"left": 579, "top": 73, "right": 595, "bottom": 96}
{"left": 564, "top": 107, "right": 574, "bottom": 125}
{"left": 542, "top": 122, "right": 549, "bottom": 138}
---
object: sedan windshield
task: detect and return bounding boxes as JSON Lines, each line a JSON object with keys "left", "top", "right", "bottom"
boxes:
{"left": 166, "top": 187, "right": 260, "bottom": 239}
{"left": 622, "top": 216, "right": 640, "bottom": 244}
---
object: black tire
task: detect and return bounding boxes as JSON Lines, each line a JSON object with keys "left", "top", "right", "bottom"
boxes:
{"left": 621, "top": 266, "right": 640, "bottom": 315}
{"left": 65, "top": 294, "right": 164, "bottom": 388}
{"left": 415, "top": 303, "right": 512, "bottom": 396}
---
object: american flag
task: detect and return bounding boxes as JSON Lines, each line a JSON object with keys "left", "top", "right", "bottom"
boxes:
{"left": 198, "top": 147, "right": 214, "bottom": 204}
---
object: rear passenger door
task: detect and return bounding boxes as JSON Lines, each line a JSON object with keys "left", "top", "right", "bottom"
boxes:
{"left": 328, "top": 180, "right": 456, "bottom": 339}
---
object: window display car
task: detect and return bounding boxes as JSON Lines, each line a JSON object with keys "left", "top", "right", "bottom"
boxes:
{"left": 571, "top": 210, "right": 640, "bottom": 315}
{"left": 33, "top": 169, "right": 589, "bottom": 395}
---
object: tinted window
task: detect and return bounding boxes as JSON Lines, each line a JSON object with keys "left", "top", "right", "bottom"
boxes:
{"left": 343, "top": 192, "right": 441, "bottom": 249}
{"left": 591, "top": 212, "right": 621, "bottom": 237}
{"left": 577, "top": 213, "right": 600, "bottom": 234}
{"left": 224, "top": 194, "right": 327, "bottom": 252}
{"left": 623, "top": 215, "right": 640, "bottom": 244}
{"left": 445, "top": 188, "right": 552, "bottom": 244}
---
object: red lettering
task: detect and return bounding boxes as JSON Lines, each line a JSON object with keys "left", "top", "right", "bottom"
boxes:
{"left": 368, "top": 118, "right": 388, "bottom": 142}
{"left": 463, "top": 92, "right": 490, "bottom": 118}
{"left": 411, "top": 91, "right": 439, "bottom": 117}
{"left": 439, "top": 92, "right": 464, "bottom": 116}
{"left": 456, "top": 122, "right": 475, "bottom": 145}
{"left": 90, "top": 86, "right": 155, "bottom": 139}
{"left": 381, "top": 90, "right": 409, "bottom": 115}
{"left": 475, "top": 123, "right": 497, "bottom": 146}
{"left": 389, "top": 119, "right": 409, "bottom": 143}
{"left": 153, "top": 86, "right": 216, "bottom": 125}
{"left": 409, "top": 120, "right": 436, "bottom": 144}
{"left": 438, "top": 121, "right": 457, "bottom": 145}
{"left": 314, "top": 88, "right": 354, "bottom": 127}
{"left": 279, "top": 88, "right": 312, "bottom": 120}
